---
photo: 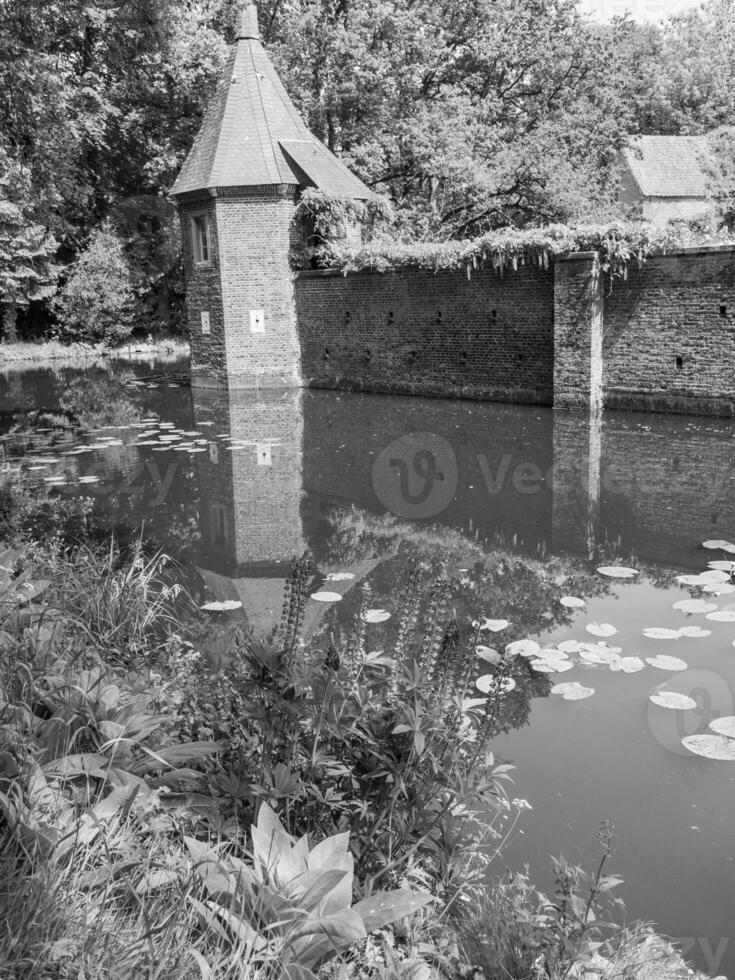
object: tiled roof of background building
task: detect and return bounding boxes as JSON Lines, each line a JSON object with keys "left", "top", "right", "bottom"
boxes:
{"left": 621, "top": 135, "right": 712, "bottom": 198}
{"left": 172, "top": 4, "right": 371, "bottom": 199}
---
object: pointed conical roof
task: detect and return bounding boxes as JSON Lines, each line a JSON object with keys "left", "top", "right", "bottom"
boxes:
{"left": 172, "top": 3, "right": 371, "bottom": 199}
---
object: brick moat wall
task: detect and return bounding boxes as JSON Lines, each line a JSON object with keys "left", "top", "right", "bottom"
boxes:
{"left": 603, "top": 247, "right": 735, "bottom": 415}
{"left": 296, "top": 264, "right": 556, "bottom": 404}
{"left": 294, "top": 246, "right": 735, "bottom": 415}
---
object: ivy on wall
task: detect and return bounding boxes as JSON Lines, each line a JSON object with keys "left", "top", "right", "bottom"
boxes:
{"left": 294, "top": 193, "right": 732, "bottom": 278}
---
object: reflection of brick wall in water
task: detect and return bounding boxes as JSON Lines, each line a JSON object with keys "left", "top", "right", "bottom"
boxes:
{"left": 296, "top": 265, "right": 555, "bottom": 405}
{"left": 191, "top": 387, "right": 305, "bottom": 571}
{"left": 599, "top": 414, "right": 735, "bottom": 569}
{"left": 301, "top": 390, "right": 554, "bottom": 554}
{"left": 551, "top": 410, "right": 735, "bottom": 568}
{"left": 551, "top": 413, "right": 602, "bottom": 559}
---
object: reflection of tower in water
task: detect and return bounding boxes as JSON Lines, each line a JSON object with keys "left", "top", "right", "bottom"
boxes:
{"left": 191, "top": 386, "right": 306, "bottom": 633}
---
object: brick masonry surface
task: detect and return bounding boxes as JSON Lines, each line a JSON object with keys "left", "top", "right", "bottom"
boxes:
{"left": 603, "top": 248, "right": 735, "bottom": 415}
{"left": 179, "top": 198, "right": 227, "bottom": 385}
{"left": 295, "top": 247, "right": 735, "bottom": 416}
{"left": 180, "top": 188, "right": 302, "bottom": 388}
{"left": 295, "top": 264, "right": 556, "bottom": 404}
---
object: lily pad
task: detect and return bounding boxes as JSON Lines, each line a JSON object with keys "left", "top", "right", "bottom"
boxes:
{"left": 596, "top": 566, "right": 639, "bottom": 579}
{"left": 200, "top": 600, "right": 243, "bottom": 612}
{"left": 551, "top": 682, "right": 594, "bottom": 701}
{"left": 646, "top": 655, "right": 688, "bottom": 671}
{"left": 705, "top": 610, "right": 735, "bottom": 623}
{"left": 558, "top": 640, "right": 586, "bottom": 654}
{"left": 506, "top": 639, "right": 540, "bottom": 658}
{"left": 479, "top": 618, "right": 509, "bottom": 632}
{"left": 672, "top": 599, "right": 717, "bottom": 614}
{"left": 702, "top": 539, "right": 735, "bottom": 552}
{"left": 530, "top": 659, "right": 574, "bottom": 674}
{"left": 559, "top": 596, "right": 585, "bottom": 608}
{"left": 709, "top": 717, "right": 735, "bottom": 738}
{"left": 642, "top": 627, "right": 681, "bottom": 640}
{"left": 326, "top": 572, "right": 356, "bottom": 582}
{"left": 362, "top": 609, "right": 391, "bottom": 623}
{"left": 476, "top": 646, "right": 501, "bottom": 664}
{"left": 677, "top": 626, "right": 711, "bottom": 638}
{"left": 702, "top": 583, "right": 735, "bottom": 595}
{"left": 310, "top": 592, "right": 343, "bottom": 603}
{"left": 610, "top": 656, "right": 645, "bottom": 673}
{"left": 649, "top": 691, "right": 697, "bottom": 710}
{"left": 586, "top": 622, "right": 617, "bottom": 638}
{"left": 682, "top": 734, "right": 735, "bottom": 760}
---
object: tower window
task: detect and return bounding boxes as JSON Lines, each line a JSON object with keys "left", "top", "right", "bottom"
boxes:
{"left": 192, "top": 214, "right": 210, "bottom": 264}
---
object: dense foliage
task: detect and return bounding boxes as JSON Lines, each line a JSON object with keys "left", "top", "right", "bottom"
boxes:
{"left": 0, "top": 0, "right": 733, "bottom": 338}
{"left": 0, "top": 477, "right": 705, "bottom": 978}
{"left": 312, "top": 219, "right": 711, "bottom": 277}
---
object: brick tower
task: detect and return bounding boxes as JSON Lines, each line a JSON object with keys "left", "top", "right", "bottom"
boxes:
{"left": 172, "top": 3, "right": 370, "bottom": 388}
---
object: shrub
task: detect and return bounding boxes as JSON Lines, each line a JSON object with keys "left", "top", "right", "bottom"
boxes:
{"left": 52, "top": 223, "right": 135, "bottom": 344}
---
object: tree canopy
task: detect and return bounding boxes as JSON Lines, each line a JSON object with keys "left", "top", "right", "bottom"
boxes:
{"left": 0, "top": 0, "right": 732, "bottom": 338}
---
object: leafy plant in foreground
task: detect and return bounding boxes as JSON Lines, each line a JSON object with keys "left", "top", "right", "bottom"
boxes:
{"left": 185, "top": 802, "right": 433, "bottom": 978}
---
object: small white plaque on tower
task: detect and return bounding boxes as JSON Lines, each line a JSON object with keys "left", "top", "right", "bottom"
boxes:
{"left": 201, "top": 311, "right": 211, "bottom": 335}
{"left": 256, "top": 443, "right": 272, "bottom": 467}
{"left": 249, "top": 309, "right": 265, "bottom": 334}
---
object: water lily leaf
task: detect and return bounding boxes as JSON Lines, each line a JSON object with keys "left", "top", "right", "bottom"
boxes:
{"left": 677, "top": 626, "right": 711, "bottom": 638}
{"left": 700, "top": 570, "right": 730, "bottom": 583}
{"left": 558, "top": 639, "right": 586, "bottom": 654}
{"left": 361, "top": 609, "right": 391, "bottom": 623}
{"left": 702, "top": 540, "right": 735, "bottom": 552}
{"left": 649, "top": 691, "right": 697, "bottom": 710}
{"left": 325, "top": 572, "right": 355, "bottom": 582}
{"left": 559, "top": 596, "right": 585, "bottom": 608}
{"left": 642, "top": 627, "right": 681, "bottom": 640}
{"left": 646, "top": 655, "right": 688, "bottom": 671}
{"left": 538, "top": 647, "right": 569, "bottom": 659}
{"left": 702, "top": 583, "right": 735, "bottom": 595}
{"left": 682, "top": 734, "right": 735, "bottom": 760}
{"left": 610, "top": 657, "right": 645, "bottom": 673}
{"left": 709, "top": 717, "right": 735, "bottom": 738}
{"left": 479, "top": 618, "right": 509, "bottom": 632}
{"left": 505, "top": 639, "right": 540, "bottom": 658}
{"left": 596, "top": 566, "right": 639, "bottom": 579}
{"left": 551, "top": 682, "right": 594, "bottom": 701}
{"left": 200, "top": 601, "right": 242, "bottom": 612}
{"left": 530, "top": 659, "right": 574, "bottom": 674}
{"left": 310, "top": 592, "right": 343, "bottom": 603}
{"left": 672, "top": 599, "right": 717, "bottom": 614}
{"left": 586, "top": 622, "right": 617, "bottom": 638}
{"left": 476, "top": 646, "right": 501, "bottom": 664}
{"left": 579, "top": 648, "right": 607, "bottom": 664}
{"left": 705, "top": 610, "right": 735, "bottom": 622}
{"left": 476, "top": 674, "right": 516, "bottom": 694}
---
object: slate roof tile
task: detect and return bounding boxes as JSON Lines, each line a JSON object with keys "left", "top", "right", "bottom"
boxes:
{"left": 621, "top": 136, "right": 712, "bottom": 199}
{"left": 172, "top": 6, "right": 371, "bottom": 200}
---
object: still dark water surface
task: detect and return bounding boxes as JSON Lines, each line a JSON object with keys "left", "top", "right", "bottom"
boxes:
{"left": 1, "top": 357, "right": 734, "bottom": 975}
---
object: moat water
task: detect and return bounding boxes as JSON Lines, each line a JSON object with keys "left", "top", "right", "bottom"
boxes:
{"left": 1, "top": 356, "right": 734, "bottom": 976}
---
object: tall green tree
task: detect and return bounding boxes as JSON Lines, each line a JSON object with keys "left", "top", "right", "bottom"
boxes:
{"left": 264, "top": 0, "right": 632, "bottom": 236}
